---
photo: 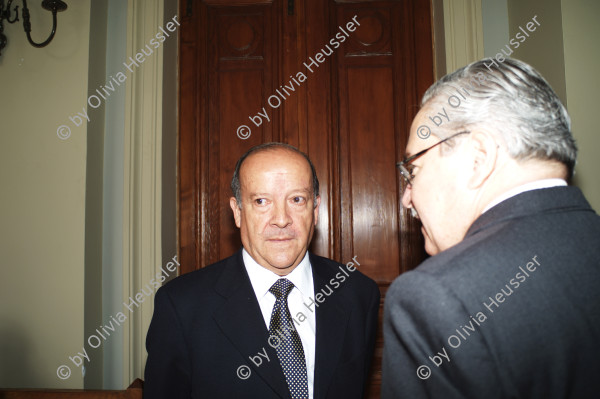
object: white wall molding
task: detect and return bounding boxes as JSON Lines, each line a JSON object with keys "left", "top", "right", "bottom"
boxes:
{"left": 443, "top": 0, "right": 484, "bottom": 72}
{"left": 122, "top": 0, "right": 164, "bottom": 385}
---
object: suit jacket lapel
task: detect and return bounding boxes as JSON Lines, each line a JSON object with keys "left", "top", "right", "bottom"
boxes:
{"left": 212, "top": 250, "right": 290, "bottom": 399}
{"left": 310, "top": 254, "right": 351, "bottom": 399}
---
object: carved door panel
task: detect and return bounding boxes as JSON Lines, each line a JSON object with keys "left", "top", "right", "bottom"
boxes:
{"left": 178, "top": 0, "right": 433, "bottom": 396}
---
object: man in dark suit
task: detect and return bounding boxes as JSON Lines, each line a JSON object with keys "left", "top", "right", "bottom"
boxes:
{"left": 382, "top": 58, "right": 600, "bottom": 398}
{"left": 145, "top": 142, "right": 380, "bottom": 399}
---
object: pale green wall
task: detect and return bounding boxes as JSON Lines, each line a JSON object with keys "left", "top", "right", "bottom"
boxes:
{"left": 0, "top": 0, "right": 177, "bottom": 389}
{"left": 0, "top": 1, "right": 91, "bottom": 389}
{"left": 0, "top": 0, "right": 178, "bottom": 390}
{"left": 507, "top": 0, "right": 567, "bottom": 104}
{"left": 481, "top": 0, "right": 599, "bottom": 211}
{"left": 84, "top": 0, "right": 108, "bottom": 389}
{"left": 482, "top": 0, "right": 509, "bottom": 58}
{"left": 561, "top": 0, "right": 600, "bottom": 211}
{"left": 102, "top": 0, "right": 128, "bottom": 390}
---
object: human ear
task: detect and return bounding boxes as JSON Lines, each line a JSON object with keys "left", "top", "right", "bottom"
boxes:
{"left": 467, "top": 130, "right": 499, "bottom": 189}
{"left": 313, "top": 196, "right": 321, "bottom": 225}
{"left": 229, "top": 197, "right": 242, "bottom": 228}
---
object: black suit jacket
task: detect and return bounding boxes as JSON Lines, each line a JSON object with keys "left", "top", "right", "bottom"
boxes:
{"left": 144, "top": 251, "right": 380, "bottom": 399}
{"left": 382, "top": 186, "right": 600, "bottom": 398}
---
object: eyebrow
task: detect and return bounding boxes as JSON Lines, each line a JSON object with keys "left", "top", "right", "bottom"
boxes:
{"left": 248, "top": 188, "right": 312, "bottom": 197}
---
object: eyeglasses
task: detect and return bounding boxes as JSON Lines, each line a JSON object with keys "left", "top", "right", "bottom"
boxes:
{"left": 396, "top": 130, "right": 470, "bottom": 185}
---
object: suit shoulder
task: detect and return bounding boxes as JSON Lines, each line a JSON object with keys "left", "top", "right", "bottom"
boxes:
{"left": 309, "top": 253, "right": 378, "bottom": 292}
{"left": 387, "top": 268, "right": 448, "bottom": 304}
{"left": 159, "top": 252, "right": 239, "bottom": 299}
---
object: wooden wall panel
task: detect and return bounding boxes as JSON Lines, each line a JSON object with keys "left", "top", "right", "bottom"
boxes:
{"left": 178, "top": 39, "right": 201, "bottom": 274}
{"left": 345, "top": 66, "right": 399, "bottom": 281}
{"left": 335, "top": 4, "right": 403, "bottom": 283}
{"left": 206, "top": 3, "right": 280, "bottom": 262}
{"left": 299, "top": 0, "right": 334, "bottom": 259}
{"left": 331, "top": 3, "right": 431, "bottom": 396}
{"left": 179, "top": 0, "right": 434, "bottom": 396}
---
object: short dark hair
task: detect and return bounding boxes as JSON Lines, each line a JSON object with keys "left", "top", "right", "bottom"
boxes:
{"left": 230, "top": 142, "right": 320, "bottom": 208}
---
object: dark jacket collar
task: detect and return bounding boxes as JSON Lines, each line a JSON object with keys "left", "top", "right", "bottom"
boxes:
{"left": 212, "top": 250, "right": 353, "bottom": 399}
{"left": 466, "top": 186, "right": 593, "bottom": 238}
{"left": 212, "top": 250, "right": 291, "bottom": 398}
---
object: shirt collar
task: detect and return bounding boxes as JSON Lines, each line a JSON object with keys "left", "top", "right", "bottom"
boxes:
{"left": 242, "top": 249, "right": 313, "bottom": 300}
{"left": 482, "top": 178, "right": 567, "bottom": 214}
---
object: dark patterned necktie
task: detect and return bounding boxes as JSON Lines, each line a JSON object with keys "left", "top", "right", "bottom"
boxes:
{"left": 268, "top": 278, "right": 309, "bottom": 399}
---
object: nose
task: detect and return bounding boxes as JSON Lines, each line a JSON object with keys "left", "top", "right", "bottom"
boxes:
{"left": 271, "top": 201, "right": 293, "bottom": 228}
{"left": 401, "top": 184, "right": 413, "bottom": 210}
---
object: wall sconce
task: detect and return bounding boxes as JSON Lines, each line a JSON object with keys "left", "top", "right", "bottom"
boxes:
{"left": 0, "top": 0, "right": 68, "bottom": 56}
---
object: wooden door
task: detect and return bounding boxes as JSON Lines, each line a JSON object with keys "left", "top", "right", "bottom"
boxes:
{"left": 178, "top": 0, "right": 432, "bottom": 396}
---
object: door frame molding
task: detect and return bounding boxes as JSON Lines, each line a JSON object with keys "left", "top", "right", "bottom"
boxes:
{"left": 432, "top": 0, "right": 484, "bottom": 77}
{"left": 116, "top": 0, "right": 485, "bottom": 386}
{"left": 121, "top": 0, "right": 164, "bottom": 385}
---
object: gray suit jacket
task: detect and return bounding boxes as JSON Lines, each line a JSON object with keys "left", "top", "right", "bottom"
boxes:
{"left": 382, "top": 186, "right": 600, "bottom": 398}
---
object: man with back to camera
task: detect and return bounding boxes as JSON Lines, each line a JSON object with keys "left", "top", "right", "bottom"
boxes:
{"left": 144, "top": 142, "right": 380, "bottom": 398}
{"left": 382, "top": 58, "right": 600, "bottom": 398}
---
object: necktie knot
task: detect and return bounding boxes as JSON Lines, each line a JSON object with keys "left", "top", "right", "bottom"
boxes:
{"left": 269, "top": 278, "right": 295, "bottom": 299}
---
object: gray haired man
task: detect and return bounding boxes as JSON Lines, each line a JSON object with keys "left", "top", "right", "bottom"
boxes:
{"left": 382, "top": 58, "right": 600, "bottom": 398}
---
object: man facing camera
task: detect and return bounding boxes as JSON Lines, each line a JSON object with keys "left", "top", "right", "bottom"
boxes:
{"left": 145, "top": 142, "right": 380, "bottom": 399}
{"left": 382, "top": 58, "right": 600, "bottom": 398}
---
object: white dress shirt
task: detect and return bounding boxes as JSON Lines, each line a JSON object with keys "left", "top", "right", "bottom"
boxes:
{"left": 482, "top": 178, "right": 567, "bottom": 214}
{"left": 242, "top": 249, "right": 316, "bottom": 399}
